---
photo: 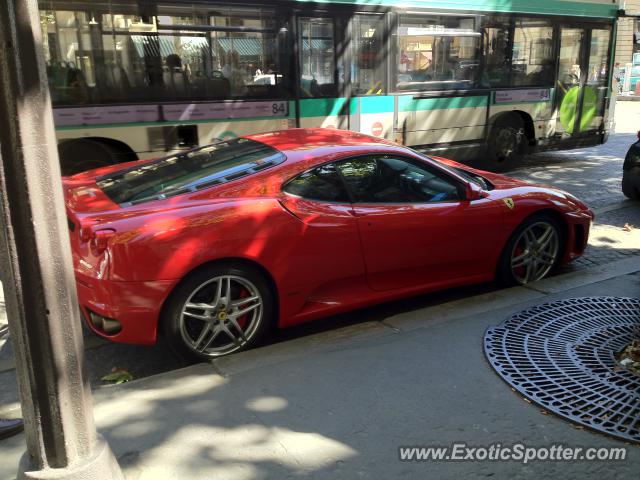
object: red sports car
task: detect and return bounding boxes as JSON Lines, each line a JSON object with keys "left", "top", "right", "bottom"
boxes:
{"left": 64, "top": 129, "right": 593, "bottom": 360}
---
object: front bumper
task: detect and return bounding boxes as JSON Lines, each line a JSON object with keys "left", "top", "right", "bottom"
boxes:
{"left": 76, "top": 274, "right": 176, "bottom": 345}
{"left": 562, "top": 209, "right": 593, "bottom": 264}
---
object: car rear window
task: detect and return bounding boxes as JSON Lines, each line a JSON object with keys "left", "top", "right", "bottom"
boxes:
{"left": 96, "top": 138, "right": 285, "bottom": 206}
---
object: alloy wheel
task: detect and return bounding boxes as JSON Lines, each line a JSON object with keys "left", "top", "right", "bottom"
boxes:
{"left": 510, "top": 221, "right": 560, "bottom": 284}
{"left": 179, "top": 275, "right": 263, "bottom": 357}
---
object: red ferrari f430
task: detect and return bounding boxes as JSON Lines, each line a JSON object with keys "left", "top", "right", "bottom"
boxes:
{"left": 63, "top": 129, "right": 593, "bottom": 360}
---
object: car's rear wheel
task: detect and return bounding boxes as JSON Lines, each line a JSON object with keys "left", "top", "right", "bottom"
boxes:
{"left": 497, "top": 214, "right": 563, "bottom": 286}
{"left": 162, "top": 264, "right": 274, "bottom": 362}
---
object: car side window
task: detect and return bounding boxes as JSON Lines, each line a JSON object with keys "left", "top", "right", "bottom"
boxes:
{"left": 283, "top": 163, "right": 350, "bottom": 202}
{"left": 336, "top": 155, "right": 461, "bottom": 203}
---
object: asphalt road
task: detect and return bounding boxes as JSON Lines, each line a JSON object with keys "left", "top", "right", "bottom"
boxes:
{"left": 1, "top": 104, "right": 639, "bottom": 410}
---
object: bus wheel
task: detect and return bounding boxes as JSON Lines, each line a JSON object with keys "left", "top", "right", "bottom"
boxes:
{"left": 58, "top": 139, "right": 120, "bottom": 176}
{"left": 485, "top": 116, "right": 525, "bottom": 172}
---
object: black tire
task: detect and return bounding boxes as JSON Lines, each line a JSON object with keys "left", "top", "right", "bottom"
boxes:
{"left": 484, "top": 116, "right": 525, "bottom": 172}
{"left": 58, "top": 139, "right": 119, "bottom": 176}
{"left": 496, "top": 214, "right": 564, "bottom": 286}
{"left": 161, "top": 263, "right": 275, "bottom": 362}
{"left": 622, "top": 177, "right": 640, "bottom": 200}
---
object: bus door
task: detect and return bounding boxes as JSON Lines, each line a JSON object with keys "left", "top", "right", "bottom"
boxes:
{"left": 349, "top": 13, "right": 395, "bottom": 140}
{"left": 555, "top": 26, "right": 612, "bottom": 137}
{"left": 389, "top": 13, "right": 485, "bottom": 147}
{"left": 296, "top": 16, "right": 350, "bottom": 130}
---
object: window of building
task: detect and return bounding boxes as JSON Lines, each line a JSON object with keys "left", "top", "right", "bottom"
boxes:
{"left": 395, "top": 15, "right": 480, "bottom": 92}
{"left": 483, "top": 17, "right": 554, "bottom": 87}
{"left": 336, "top": 156, "right": 460, "bottom": 203}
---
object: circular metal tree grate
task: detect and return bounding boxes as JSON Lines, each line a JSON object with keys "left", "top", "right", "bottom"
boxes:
{"left": 484, "top": 297, "right": 640, "bottom": 444}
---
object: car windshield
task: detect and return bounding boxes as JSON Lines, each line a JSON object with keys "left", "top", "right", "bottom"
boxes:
{"left": 96, "top": 138, "right": 285, "bottom": 206}
{"left": 449, "top": 166, "right": 494, "bottom": 191}
{"left": 410, "top": 148, "right": 493, "bottom": 191}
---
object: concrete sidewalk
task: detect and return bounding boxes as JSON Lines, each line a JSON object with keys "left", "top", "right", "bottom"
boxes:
{"left": 1, "top": 258, "right": 639, "bottom": 479}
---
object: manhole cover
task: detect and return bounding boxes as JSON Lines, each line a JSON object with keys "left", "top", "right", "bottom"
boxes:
{"left": 484, "top": 297, "right": 640, "bottom": 444}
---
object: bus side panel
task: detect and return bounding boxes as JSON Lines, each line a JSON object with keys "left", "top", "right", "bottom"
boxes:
{"left": 397, "top": 95, "right": 487, "bottom": 147}
{"left": 56, "top": 125, "right": 154, "bottom": 158}
{"left": 298, "top": 98, "right": 351, "bottom": 130}
{"left": 197, "top": 118, "right": 292, "bottom": 144}
{"left": 487, "top": 88, "right": 556, "bottom": 140}
{"left": 357, "top": 96, "right": 395, "bottom": 140}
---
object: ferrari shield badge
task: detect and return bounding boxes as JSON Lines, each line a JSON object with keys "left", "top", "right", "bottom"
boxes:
{"left": 503, "top": 198, "right": 515, "bottom": 210}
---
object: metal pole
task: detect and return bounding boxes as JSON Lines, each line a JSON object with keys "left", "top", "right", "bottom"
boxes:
{"left": 0, "top": 1, "right": 123, "bottom": 478}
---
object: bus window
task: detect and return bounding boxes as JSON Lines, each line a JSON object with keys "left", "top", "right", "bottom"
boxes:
{"left": 40, "top": 4, "right": 287, "bottom": 106}
{"left": 210, "top": 7, "right": 283, "bottom": 99}
{"left": 41, "top": 10, "right": 94, "bottom": 105}
{"left": 299, "top": 18, "right": 337, "bottom": 97}
{"left": 353, "top": 14, "right": 386, "bottom": 96}
{"left": 588, "top": 29, "right": 611, "bottom": 86}
{"left": 395, "top": 15, "right": 480, "bottom": 92}
{"left": 483, "top": 17, "right": 554, "bottom": 88}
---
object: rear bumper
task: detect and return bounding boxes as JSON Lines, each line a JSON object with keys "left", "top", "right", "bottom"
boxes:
{"left": 76, "top": 275, "right": 176, "bottom": 345}
{"left": 562, "top": 210, "right": 593, "bottom": 263}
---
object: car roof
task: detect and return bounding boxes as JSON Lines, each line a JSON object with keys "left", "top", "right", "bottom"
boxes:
{"left": 246, "top": 128, "right": 397, "bottom": 157}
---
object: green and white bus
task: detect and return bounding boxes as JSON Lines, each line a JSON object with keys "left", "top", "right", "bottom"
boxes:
{"left": 38, "top": 0, "right": 619, "bottom": 174}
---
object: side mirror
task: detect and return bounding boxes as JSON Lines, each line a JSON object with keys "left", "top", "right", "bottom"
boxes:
{"left": 464, "top": 182, "right": 488, "bottom": 201}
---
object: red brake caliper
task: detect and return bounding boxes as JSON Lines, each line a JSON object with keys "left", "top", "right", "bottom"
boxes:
{"left": 235, "top": 287, "right": 250, "bottom": 329}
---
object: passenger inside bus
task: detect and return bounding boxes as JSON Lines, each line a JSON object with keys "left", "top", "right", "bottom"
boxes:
{"left": 163, "top": 54, "right": 190, "bottom": 99}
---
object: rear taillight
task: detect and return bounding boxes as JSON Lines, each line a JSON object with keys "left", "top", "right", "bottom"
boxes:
{"left": 89, "top": 229, "right": 116, "bottom": 255}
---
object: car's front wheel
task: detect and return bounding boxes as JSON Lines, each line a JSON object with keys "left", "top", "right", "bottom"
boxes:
{"left": 162, "top": 264, "right": 274, "bottom": 362}
{"left": 497, "top": 214, "right": 563, "bottom": 286}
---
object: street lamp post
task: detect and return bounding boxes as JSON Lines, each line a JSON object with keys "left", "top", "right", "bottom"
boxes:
{"left": 0, "top": 0, "right": 123, "bottom": 478}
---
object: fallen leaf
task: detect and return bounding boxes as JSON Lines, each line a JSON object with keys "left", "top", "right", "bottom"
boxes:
{"left": 101, "top": 368, "right": 134, "bottom": 384}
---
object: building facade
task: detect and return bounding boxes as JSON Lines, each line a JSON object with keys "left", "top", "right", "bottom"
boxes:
{"left": 616, "top": 0, "right": 640, "bottom": 66}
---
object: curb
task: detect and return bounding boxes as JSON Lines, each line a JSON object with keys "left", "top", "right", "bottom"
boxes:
{"left": 1, "top": 255, "right": 639, "bottom": 417}
{"left": 615, "top": 95, "right": 640, "bottom": 102}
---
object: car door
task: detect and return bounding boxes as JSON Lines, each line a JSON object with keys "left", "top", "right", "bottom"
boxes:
{"left": 335, "top": 154, "right": 504, "bottom": 292}
{"left": 277, "top": 163, "right": 367, "bottom": 316}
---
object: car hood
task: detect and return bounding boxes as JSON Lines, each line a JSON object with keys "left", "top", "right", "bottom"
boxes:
{"left": 433, "top": 156, "right": 590, "bottom": 210}
{"left": 433, "top": 156, "right": 529, "bottom": 189}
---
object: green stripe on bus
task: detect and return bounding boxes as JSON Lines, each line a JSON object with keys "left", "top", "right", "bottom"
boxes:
{"left": 359, "top": 96, "right": 395, "bottom": 114}
{"left": 299, "top": 98, "right": 357, "bottom": 118}
{"left": 292, "top": 0, "right": 617, "bottom": 18}
{"left": 398, "top": 95, "right": 487, "bottom": 112}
